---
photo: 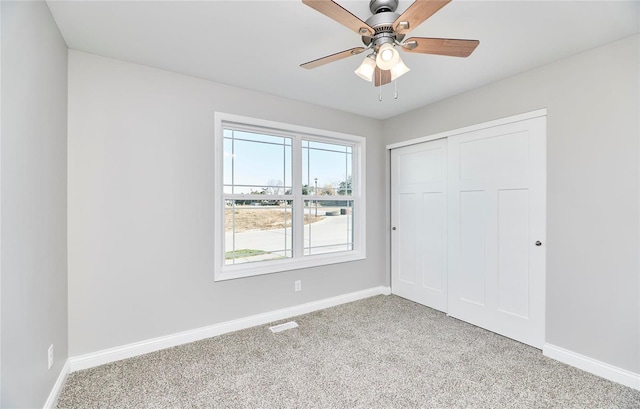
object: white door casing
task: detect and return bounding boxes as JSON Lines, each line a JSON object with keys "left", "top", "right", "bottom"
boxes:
{"left": 447, "top": 115, "right": 546, "bottom": 348}
{"left": 391, "top": 138, "right": 448, "bottom": 312}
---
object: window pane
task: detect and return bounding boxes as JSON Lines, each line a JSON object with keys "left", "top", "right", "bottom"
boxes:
{"left": 224, "top": 130, "right": 292, "bottom": 195}
{"left": 302, "top": 140, "right": 352, "bottom": 196}
{"left": 231, "top": 130, "right": 290, "bottom": 145}
{"left": 304, "top": 200, "right": 353, "bottom": 256}
{"left": 223, "top": 138, "right": 233, "bottom": 193}
{"left": 225, "top": 200, "right": 293, "bottom": 265}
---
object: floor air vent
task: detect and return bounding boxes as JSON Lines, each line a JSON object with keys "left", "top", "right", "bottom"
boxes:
{"left": 269, "top": 321, "right": 298, "bottom": 333}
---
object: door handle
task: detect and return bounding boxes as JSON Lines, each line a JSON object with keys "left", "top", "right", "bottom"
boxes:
{"left": 535, "top": 241, "right": 542, "bottom": 246}
{"left": 392, "top": 227, "right": 397, "bottom": 231}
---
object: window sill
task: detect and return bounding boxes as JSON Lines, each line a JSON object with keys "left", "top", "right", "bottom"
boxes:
{"left": 214, "top": 250, "right": 366, "bottom": 282}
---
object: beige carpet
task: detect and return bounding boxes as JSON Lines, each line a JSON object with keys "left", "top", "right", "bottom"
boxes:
{"left": 57, "top": 295, "right": 640, "bottom": 408}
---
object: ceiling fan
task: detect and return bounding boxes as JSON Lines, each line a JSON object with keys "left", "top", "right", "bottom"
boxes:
{"left": 300, "top": 0, "right": 479, "bottom": 87}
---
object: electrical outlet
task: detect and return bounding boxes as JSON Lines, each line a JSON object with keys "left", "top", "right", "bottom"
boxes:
{"left": 294, "top": 280, "right": 301, "bottom": 292}
{"left": 48, "top": 344, "right": 54, "bottom": 369}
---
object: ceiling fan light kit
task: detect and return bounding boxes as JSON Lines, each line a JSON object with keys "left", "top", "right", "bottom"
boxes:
{"left": 390, "top": 59, "right": 410, "bottom": 81}
{"left": 376, "top": 43, "right": 400, "bottom": 70}
{"left": 301, "top": 0, "right": 479, "bottom": 89}
{"left": 354, "top": 54, "right": 377, "bottom": 81}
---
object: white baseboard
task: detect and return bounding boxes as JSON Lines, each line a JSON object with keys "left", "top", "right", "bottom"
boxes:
{"left": 43, "top": 360, "right": 70, "bottom": 409}
{"left": 543, "top": 343, "right": 640, "bottom": 391}
{"left": 69, "top": 286, "right": 391, "bottom": 372}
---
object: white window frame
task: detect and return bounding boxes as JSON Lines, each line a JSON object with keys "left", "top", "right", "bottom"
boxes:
{"left": 214, "top": 112, "right": 366, "bottom": 281}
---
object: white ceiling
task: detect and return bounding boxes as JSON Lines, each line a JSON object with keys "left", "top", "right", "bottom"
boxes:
{"left": 47, "top": 0, "right": 640, "bottom": 119}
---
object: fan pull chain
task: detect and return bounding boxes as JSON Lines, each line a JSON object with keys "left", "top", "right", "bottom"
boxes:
{"left": 374, "top": 71, "right": 403, "bottom": 102}
{"left": 378, "top": 69, "right": 383, "bottom": 102}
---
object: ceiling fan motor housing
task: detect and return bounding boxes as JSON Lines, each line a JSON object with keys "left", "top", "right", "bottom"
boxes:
{"left": 363, "top": 10, "right": 403, "bottom": 49}
{"left": 363, "top": 0, "right": 405, "bottom": 51}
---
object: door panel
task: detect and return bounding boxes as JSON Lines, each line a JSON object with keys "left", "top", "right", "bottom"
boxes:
{"left": 421, "top": 192, "right": 446, "bottom": 292}
{"left": 391, "top": 139, "right": 448, "bottom": 312}
{"left": 459, "top": 131, "right": 529, "bottom": 180}
{"left": 459, "top": 190, "right": 487, "bottom": 306}
{"left": 448, "top": 116, "right": 546, "bottom": 348}
{"left": 398, "top": 193, "right": 417, "bottom": 284}
{"left": 497, "top": 188, "right": 530, "bottom": 318}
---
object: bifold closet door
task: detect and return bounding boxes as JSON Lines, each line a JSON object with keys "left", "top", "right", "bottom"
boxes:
{"left": 447, "top": 116, "right": 546, "bottom": 348}
{"left": 391, "top": 138, "right": 448, "bottom": 312}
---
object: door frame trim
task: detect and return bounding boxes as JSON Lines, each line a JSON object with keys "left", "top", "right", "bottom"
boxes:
{"left": 386, "top": 108, "right": 547, "bottom": 150}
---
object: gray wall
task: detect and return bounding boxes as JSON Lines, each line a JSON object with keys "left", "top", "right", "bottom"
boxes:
{"left": 67, "top": 51, "right": 386, "bottom": 356}
{"left": 384, "top": 34, "right": 640, "bottom": 373}
{"left": 1, "top": 1, "right": 68, "bottom": 408}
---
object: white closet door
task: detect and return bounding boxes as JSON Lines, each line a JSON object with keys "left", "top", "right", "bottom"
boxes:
{"left": 447, "top": 116, "right": 546, "bottom": 348}
{"left": 391, "top": 139, "right": 448, "bottom": 312}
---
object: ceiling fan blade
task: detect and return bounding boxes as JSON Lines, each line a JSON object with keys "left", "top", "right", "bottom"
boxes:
{"left": 302, "top": 0, "right": 375, "bottom": 37}
{"left": 393, "top": 0, "right": 451, "bottom": 35}
{"left": 374, "top": 66, "right": 392, "bottom": 87}
{"left": 300, "top": 47, "right": 366, "bottom": 69}
{"left": 402, "top": 37, "right": 479, "bottom": 57}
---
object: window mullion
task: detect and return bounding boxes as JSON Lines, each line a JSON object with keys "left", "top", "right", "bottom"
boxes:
{"left": 292, "top": 136, "right": 304, "bottom": 258}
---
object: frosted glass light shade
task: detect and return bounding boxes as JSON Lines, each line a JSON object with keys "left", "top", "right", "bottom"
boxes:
{"left": 354, "top": 56, "right": 376, "bottom": 82}
{"left": 376, "top": 43, "right": 399, "bottom": 70}
{"left": 390, "top": 58, "right": 410, "bottom": 81}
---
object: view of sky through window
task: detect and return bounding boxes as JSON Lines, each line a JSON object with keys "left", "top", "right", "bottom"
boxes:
{"left": 224, "top": 129, "right": 352, "bottom": 195}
